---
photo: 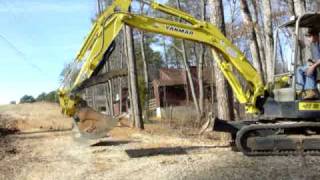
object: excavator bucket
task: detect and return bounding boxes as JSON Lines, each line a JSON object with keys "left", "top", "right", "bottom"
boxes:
{"left": 73, "top": 106, "right": 118, "bottom": 139}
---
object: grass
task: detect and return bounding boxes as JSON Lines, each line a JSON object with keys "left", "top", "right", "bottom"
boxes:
{"left": 0, "top": 102, "right": 72, "bottom": 132}
{"left": 0, "top": 104, "right": 21, "bottom": 113}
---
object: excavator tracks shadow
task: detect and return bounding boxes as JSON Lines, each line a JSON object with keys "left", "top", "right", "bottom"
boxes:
{"left": 125, "top": 145, "right": 229, "bottom": 158}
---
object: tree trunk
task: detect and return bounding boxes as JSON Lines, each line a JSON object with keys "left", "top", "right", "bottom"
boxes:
{"left": 122, "top": 29, "right": 135, "bottom": 125}
{"left": 176, "top": 0, "right": 201, "bottom": 121}
{"left": 97, "top": 0, "right": 103, "bottom": 15}
{"left": 239, "top": 0, "right": 265, "bottom": 83}
{"left": 293, "top": 0, "right": 306, "bottom": 15}
{"left": 162, "top": 39, "right": 169, "bottom": 68}
{"left": 104, "top": 56, "right": 113, "bottom": 116}
{"left": 91, "top": 87, "right": 95, "bottom": 110}
{"left": 125, "top": 24, "right": 144, "bottom": 129}
{"left": 208, "top": 0, "right": 234, "bottom": 140}
{"left": 287, "top": 0, "right": 296, "bottom": 16}
{"left": 127, "top": 68, "right": 135, "bottom": 126}
{"left": 262, "top": 0, "right": 274, "bottom": 82}
{"left": 119, "top": 39, "right": 124, "bottom": 115}
{"left": 286, "top": 0, "right": 304, "bottom": 67}
{"left": 118, "top": 77, "right": 123, "bottom": 114}
{"left": 251, "top": 0, "right": 267, "bottom": 81}
{"left": 293, "top": 0, "right": 312, "bottom": 64}
{"left": 108, "top": 79, "right": 114, "bottom": 116}
{"left": 104, "top": 83, "right": 111, "bottom": 115}
{"left": 198, "top": 0, "right": 206, "bottom": 119}
{"left": 139, "top": 3, "right": 150, "bottom": 122}
{"left": 139, "top": 32, "right": 150, "bottom": 122}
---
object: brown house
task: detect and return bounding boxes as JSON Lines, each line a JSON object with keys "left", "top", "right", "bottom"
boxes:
{"left": 152, "top": 67, "right": 214, "bottom": 108}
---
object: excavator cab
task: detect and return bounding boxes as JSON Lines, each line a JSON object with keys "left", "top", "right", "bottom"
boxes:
{"left": 214, "top": 13, "right": 320, "bottom": 155}
{"left": 263, "top": 12, "right": 320, "bottom": 120}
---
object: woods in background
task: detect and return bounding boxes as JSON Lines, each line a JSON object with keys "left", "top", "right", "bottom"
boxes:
{"left": 19, "top": 91, "right": 58, "bottom": 104}
{"left": 60, "top": 0, "right": 320, "bottom": 130}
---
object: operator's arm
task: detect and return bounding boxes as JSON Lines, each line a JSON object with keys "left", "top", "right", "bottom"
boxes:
{"left": 306, "top": 60, "right": 320, "bottom": 76}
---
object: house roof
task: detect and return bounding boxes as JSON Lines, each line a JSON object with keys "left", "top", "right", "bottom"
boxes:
{"left": 159, "top": 68, "right": 187, "bottom": 85}
{"left": 153, "top": 67, "right": 214, "bottom": 87}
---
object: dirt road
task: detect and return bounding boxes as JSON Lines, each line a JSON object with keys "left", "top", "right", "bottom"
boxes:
{"left": 1, "top": 103, "right": 320, "bottom": 180}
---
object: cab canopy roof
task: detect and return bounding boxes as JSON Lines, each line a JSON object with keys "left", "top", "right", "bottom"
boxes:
{"left": 280, "top": 13, "right": 320, "bottom": 31}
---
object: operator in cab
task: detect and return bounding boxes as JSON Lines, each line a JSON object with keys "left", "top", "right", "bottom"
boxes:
{"left": 296, "top": 28, "right": 320, "bottom": 100}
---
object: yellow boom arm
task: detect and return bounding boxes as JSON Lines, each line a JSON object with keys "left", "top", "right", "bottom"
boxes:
{"left": 59, "top": 0, "right": 265, "bottom": 117}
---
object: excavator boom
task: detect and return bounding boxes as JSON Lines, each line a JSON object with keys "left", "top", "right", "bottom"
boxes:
{"left": 59, "top": 0, "right": 265, "bottom": 118}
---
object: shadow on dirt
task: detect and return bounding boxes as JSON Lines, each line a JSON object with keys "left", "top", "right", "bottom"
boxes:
{"left": 0, "top": 128, "right": 19, "bottom": 137}
{"left": 125, "top": 145, "right": 229, "bottom": 158}
{"left": 91, "top": 140, "right": 132, "bottom": 147}
{"left": 0, "top": 128, "right": 19, "bottom": 161}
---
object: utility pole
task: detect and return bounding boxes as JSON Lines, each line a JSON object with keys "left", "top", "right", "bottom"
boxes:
{"left": 97, "top": 0, "right": 103, "bottom": 15}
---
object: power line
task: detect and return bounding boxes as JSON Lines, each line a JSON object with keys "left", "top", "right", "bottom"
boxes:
{"left": 0, "top": 1, "right": 20, "bottom": 22}
{"left": 0, "top": 34, "right": 46, "bottom": 74}
{"left": 0, "top": 0, "right": 41, "bottom": 72}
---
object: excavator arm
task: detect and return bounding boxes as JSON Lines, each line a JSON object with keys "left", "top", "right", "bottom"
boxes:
{"left": 59, "top": 0, "right": 266, "bottom": 123}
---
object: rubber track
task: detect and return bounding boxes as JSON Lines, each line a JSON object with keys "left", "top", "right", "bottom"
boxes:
{"left": 235, "top": 122, "right": 320, "bottom": 156}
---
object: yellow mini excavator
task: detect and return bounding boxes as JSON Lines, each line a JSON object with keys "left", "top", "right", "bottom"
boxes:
{"left": 59, "top": 0, "right": 320, "bottom": 155}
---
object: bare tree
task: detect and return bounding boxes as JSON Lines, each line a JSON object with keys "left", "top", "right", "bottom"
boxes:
{"left": 175, "top": 0, "right": 201, "bottom": 121}
{"left": 97, "top": 0, "right": 103, "bottom": 15}
{"left": 239, "top": 0, "right": 265, "bottom": 83}
{"left": 262, "top": 0, "right": 274, "bottom": 82}
{"left": 250, "top": 0, "right": 267, "bottom": 80}
{"left": 108, "top": 79, "right": 114, "bottom": 116}
{"left": 125, "top": 23, "right": 144, "bottom": 129}
{"left": 285, "top": 0, "right": 314, "bottom": 65}
{"left": 207, "top": 0, "right": 235, "bottom": 140}
{"left": 294, "top": 0, "right": 312, "bottom": 64}
{"left": 123, "top": 29, "right": 135, "bottom": 124}
{"left": 104, "top": 80, "right": 111, "bottom": 115}
{"left": 293, "top": 0, "right": 306, "bottom": 15}
{"left": 286, "top": 0, "right": 296, "bottom": 16}
{"left": 139, "top": 3, "right": 150, "bottom": 122}
{"left": 198, "top": 0, "right": 206, "bottom": 119}
{"left": 119, "top": 35, "right": 125, "bottom": 115}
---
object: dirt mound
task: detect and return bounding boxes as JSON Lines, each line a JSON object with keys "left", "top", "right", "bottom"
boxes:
{"left": 0, "top": 114, "right": 20, "bottom": 136}
{"left": 0, "top": 103, "right": 72, "bottom": 132}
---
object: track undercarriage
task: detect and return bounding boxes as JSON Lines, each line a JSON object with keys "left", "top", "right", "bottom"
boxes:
{"left": 214, "top": 119, "right": 320, "bottom": 156}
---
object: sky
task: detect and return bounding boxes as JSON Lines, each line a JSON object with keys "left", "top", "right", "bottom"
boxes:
{"left": 0, "top": 0, "right": 291, "bottom": 105}
{"left": 0, "top": 0, "right": 170, "bottom": 105}
{"left": 0, "top": 0, "right": 96, "bottom": 104}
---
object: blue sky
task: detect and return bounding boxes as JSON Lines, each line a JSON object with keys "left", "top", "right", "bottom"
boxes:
{"left": 0, "top": 0, "right": 291, "bottom": 105}
{"left": 0, "top": 0, "right": 96, "bottom": 104}
{"left": 0, "top": 0, "right": 169, "bottom": 105}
